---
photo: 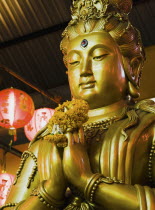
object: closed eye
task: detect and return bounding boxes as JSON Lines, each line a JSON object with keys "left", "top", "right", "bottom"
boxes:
{"left": 69, "top": 61, "right": 80, "bottom": 66}
{"left": 93, "top": 54, "right": 108, "bottom": 61}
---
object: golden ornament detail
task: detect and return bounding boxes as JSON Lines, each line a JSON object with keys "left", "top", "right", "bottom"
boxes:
{"left": 44, "top": 99, "right": 89, "bottom": 147}
{"left": 70, "top": 0, "right": 132, "bottom": 25}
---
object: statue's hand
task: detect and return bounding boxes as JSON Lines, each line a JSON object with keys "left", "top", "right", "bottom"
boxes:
{"left": 63, "top": 128, "right": 93, "bottom": 192}
{"left": 40, "top": 141, "right": 67, "bottom": 201}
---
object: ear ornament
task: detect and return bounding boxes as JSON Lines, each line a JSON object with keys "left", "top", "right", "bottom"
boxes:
{"left": 128, "top": 81, "right": 140, "bottom": 98}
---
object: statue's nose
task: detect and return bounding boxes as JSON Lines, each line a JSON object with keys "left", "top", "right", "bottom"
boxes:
{"left": 80, "top": 59, "right": 93, "bottom": 77}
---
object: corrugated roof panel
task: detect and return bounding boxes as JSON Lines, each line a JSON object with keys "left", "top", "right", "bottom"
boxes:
{"left": 45, "top": 33, "right": 66, "bottom": 76}
{"left": 0, "top": 30, "right": 67, "bottom": 93}
{"left": 1, "top": 0, "right": 20, "bottom": 40}
{"left": 0, "top": 49, "right": 35, "bottom": 93}
{"left": 0, "top": 0, "right": 155, "bottom": 95}
{"left": 0, "top": 0, "right": 71, "bottom": 42}
{"left": 41, "top": 0, "right": 71, "bottom": 23}
{"left": 0, "top": 14, "right": 14, "bottom": 42}
{"left": 25, "top": 0, "right": 52, "bottom": 28}
{"left": 129, "top": 0, "right": 155, "bottom": 46}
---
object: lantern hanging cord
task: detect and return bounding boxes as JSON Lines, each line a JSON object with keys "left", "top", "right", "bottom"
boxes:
{"left": 0, "top": 150, "right": 7, "bottom": 173}
{"left": 0, "top": 65, "right": 61, "bottom": 104}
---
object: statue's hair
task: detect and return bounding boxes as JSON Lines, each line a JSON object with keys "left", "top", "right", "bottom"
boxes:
{"left": 60, "top": 8, "right": 145, "bottom": 87}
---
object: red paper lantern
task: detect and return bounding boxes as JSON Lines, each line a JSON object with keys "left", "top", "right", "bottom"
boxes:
{"left": 0, "top": 88, "right": 34, "bottom": 129}
{"left": 0, "top": 173, "right": 15, "bottom": 206}
{"left": 24, "top": 108, "right": 55, "bottom": 141}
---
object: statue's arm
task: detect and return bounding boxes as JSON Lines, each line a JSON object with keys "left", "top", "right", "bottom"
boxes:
{"left": 94, "top": 181, "right": 139, "bottom": 209}
{"left": 94, "top": 172, "right": 155, "bottom": 210}
{"left": 92, "top": 124, "right": 155, "bottom": 210}
{"left": 3, "top": 139, "right": 66, "bottom": 210}
{"left": 3, "top": 140, "right": 41, "bottom": 209}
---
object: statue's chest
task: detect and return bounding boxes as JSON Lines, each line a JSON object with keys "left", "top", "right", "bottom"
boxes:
{"left": 85, "top": 128, "right": 106, "bottom": 173}
{"left": 86, "top": 128, "right": 151, "bottom": 186}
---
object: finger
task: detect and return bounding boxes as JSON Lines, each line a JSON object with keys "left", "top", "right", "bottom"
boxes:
{"left": 50, "top": 142, "right": 61, "bottom": 163}
{"left": 50, "top": 145, "right": 66, "bottom": 187}
{"left": 66, "top": 132, "right": 74, "bottom": 146}
{"left": 78, "top": 127, "right": 85, "bottom": 145}
{"left": 73, "top": 131, "right": 80, "bottom": 143}
{"left": 49, "top": 143, "right": 63, "bottom": 178}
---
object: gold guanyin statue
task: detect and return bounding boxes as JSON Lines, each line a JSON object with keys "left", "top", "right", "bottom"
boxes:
{"left": 3, "top": 0, "right": 155, "bottom": 209}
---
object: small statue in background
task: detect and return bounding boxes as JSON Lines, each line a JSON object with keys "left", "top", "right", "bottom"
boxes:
{"left": 3, "top": 0, "right": 155, "bottom": 209}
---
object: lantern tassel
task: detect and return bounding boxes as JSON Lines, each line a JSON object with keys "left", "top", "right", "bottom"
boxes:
{"left": 12, "top": 134, "right": 16, "bottom": 142}
{"left": 9, "top": 129, "right": 17, "bottom": 142}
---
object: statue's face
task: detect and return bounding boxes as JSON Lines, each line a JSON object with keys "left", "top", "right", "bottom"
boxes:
{"left": 66, "top": 31, "right": 128, "bottom": 109}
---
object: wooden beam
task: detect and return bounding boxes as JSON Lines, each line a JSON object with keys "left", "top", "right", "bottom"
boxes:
{"left": 0, "top": 142, "right": 22, "bottom": 158}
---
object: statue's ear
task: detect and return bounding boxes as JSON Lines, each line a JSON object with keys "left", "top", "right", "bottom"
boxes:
{"left": 122, "top": 56, "right": 144, "bottom": 99}
{"left": 128, "top": 57, "right": 144, "bottom": 98}
{"left": 122, "top": 56, "right": 143, "bottom": 87}
{"left": 130, "top": 56, "right": 143, "bottom": 87}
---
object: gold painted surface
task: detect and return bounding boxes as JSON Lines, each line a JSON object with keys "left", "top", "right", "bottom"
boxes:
{"left": 3, "top": 1, "right": 155, "bottom": 210}
{"left": 66, "top": 32, "right": 128, "bottom": 109}
{"left": 139, "top": 45, "right": 155, "bottom": 100}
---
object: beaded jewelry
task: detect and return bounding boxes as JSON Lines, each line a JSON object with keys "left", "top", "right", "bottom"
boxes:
{"left": 30, "top": 180, "right": 64, "bottom": 209}
{"left": 148, "top": 138, "right": 155, "bottom": 186}
{"left": 0, "top": 202, "right": 17, "bottom": 209}
{"left": 84, "top": 174, "right": 114, "bottom": 203}
{"left": 13, "top": 150, "right": 38, "bottom": 188}
{"left": 83, "top": 116, "right": 117, "bottom": 130}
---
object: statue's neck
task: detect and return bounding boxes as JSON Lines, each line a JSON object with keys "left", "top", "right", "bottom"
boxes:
{"left": 87, "top": 100, "right": 127, "bottom": 123}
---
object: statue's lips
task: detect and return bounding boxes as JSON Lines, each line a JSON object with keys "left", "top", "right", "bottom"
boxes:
{"left": 79, "top": 81, "right": 96, "bottom": 89}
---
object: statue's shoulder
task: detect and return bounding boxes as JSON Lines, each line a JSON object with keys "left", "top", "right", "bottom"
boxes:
{"left": 134, "top": 98, "right": 155, "bottom": 124}
{"left": 108, "top": 99, "right": 155, "bottom": 143}
{"left": 134, "top": 98, "right": 155, "bottom": 114}
{"left": 135, "top": 99, "right": 155, "bottom": 182}
{"left": 133, "top": 98, "right": 155, "bottom": 140}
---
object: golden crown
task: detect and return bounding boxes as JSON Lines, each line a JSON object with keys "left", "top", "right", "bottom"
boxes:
{"left": 70, "top": 0, "right": 132, "bottom": 25}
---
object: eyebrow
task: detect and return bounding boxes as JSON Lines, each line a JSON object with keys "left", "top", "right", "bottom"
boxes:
{"left": 67, "top": 43, "right": 113, "bottom": 56}
{"left": 90, "top": 44, "right": 113, "bottom": 53}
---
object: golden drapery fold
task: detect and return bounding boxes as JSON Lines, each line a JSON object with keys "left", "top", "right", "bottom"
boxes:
{"left": 135, "top": 185, "right": 155, "bottom": 210}
{"left": 100, "top": 110, "right": 155, "bottom": 185}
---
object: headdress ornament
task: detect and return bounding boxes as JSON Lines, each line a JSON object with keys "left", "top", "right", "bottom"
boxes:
{"left": 70, "top": 0, "right": 132, "bottom": 25}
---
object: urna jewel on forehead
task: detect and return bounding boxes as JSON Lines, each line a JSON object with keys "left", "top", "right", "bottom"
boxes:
{"left": 70, "top": 0, "right": 132, "bottom": 24}
{"left": 81, "top": 39, "right": 88, "bottom": 48}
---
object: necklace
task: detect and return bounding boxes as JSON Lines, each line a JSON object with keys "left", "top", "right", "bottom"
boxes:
{"left": 83, "top": 116, "right": 117, "bottom": 130}
{"left": 83, "top": 106, "right": 128, "bottom": 142}
{"left": 83, "top": 116, "right": 117, "bottom": 142}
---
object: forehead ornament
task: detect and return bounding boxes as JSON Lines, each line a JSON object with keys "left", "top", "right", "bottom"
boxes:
{"left": 81, "top": 39, "right": 88, "bottom": 48}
